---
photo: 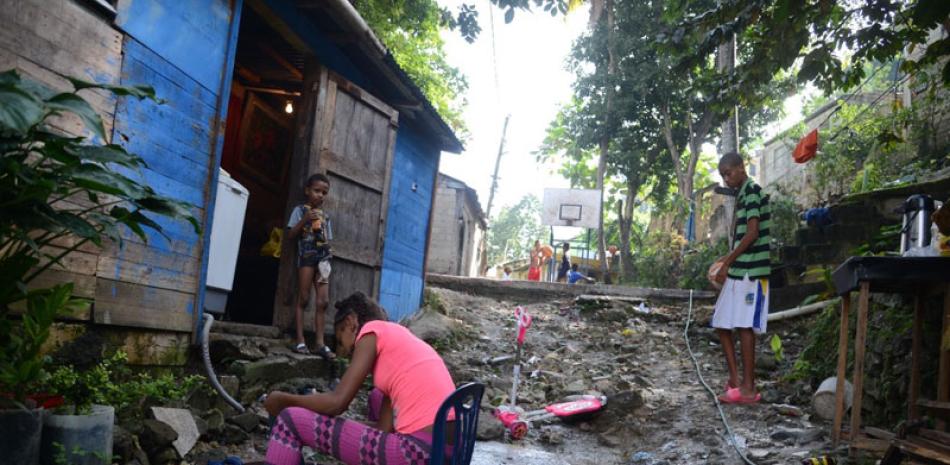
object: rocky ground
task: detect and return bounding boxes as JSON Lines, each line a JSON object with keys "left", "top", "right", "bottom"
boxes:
{"left": 127, "top": 285, "right": 848, "bottom": 465}
{"left": 422, "top": 287, "right": 841, "bottom": 465}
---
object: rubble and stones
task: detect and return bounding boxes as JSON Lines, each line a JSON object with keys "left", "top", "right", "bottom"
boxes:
{"left": 129, "top": 283, "right": 844, "bottom": 465}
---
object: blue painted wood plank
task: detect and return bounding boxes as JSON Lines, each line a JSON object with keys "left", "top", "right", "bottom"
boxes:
{"left": 379, "top": 126, "right": 442, "bottom": 320}
{"left": 121, "top": 39, "right": 218, "bottom": 113}
{"left": 116, "top": 0, "right": 233, "bottom": 94}
{"left": 114, "top": 97, "right": 214, "bottom": 167}
{"left": 112, "top": 164, "right": 204, "bottom": 206}
{"left": 195, "top": 0, "right": 243, "bottom": 333}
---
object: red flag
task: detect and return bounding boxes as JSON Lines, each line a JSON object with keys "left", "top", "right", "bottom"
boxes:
{"left": 793, "top": 129, "right": 819, "bottom": 163}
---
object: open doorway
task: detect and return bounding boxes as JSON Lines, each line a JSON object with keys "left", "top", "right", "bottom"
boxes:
{"left": 218, "top": 8, "right": 304, "bottom": 326}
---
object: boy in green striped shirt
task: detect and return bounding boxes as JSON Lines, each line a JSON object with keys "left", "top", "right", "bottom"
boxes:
{"left": 711, "top": 152, "right": 771, "bottom": 404}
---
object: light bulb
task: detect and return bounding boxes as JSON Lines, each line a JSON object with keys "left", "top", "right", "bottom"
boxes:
{"left": 284, "top": 100, "right": 293, "bottom": 114}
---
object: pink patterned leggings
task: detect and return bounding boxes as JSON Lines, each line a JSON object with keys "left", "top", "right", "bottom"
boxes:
{"left": 265, "top": 390, "right": 432, "bottom": 465}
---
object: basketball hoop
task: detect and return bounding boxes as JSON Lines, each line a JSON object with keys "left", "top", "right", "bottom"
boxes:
{"left": 542, "top": 189, "right": 601, "bottom": 228}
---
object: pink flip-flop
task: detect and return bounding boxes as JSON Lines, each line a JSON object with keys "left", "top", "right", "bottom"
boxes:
{"left": 718, "top": 387, "right": 761, "bottom": 405}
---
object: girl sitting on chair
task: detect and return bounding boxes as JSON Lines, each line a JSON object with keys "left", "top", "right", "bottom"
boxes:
{"left": 263, "top": 292, "right": 456, "bottom": 465}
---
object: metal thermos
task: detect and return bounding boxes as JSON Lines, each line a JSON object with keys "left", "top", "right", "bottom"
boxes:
{"left": 900, "top": 194, "right": 936, "bottom": 253}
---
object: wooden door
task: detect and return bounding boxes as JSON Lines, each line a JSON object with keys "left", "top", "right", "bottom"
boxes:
{"left": 275, "top": 66, "right": 397, "bottom": 332}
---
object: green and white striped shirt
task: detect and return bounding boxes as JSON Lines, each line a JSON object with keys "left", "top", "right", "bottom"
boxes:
{"left": 729, "top": 178, "right": 771, "bottom": 280}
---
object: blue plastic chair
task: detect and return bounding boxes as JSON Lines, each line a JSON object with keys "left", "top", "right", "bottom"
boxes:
{"left": 429, "top": 382, "right": 485, "bottom": 465}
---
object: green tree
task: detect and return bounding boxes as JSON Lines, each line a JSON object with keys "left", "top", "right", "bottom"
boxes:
{"left": 668, "top": 0, "right": 950, "bottom": 104}
{"left": 352, "top": 0, "right": 469, "bottom": 135}
{"left": 486, "top": 194, "right": 547, "bottom": 265}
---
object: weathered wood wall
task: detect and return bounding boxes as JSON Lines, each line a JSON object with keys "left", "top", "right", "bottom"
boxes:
{"left": 0, "top": 0, "right": 239, "bottom": 363}
{"left": 379, "top": 126, "right": 441, "bottom": 321}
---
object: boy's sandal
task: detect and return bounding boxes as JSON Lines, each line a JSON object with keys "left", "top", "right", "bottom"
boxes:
{"left": 293, "top": 343, "right": 309, "bottom": 354}
{"left": 315, "top": 345, "right": 335, "bottom": 360}
{"left": 718, "top": 387, "right": 761, "bottom": 405}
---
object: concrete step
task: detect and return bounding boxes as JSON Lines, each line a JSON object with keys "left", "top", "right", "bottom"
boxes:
{"left": 208, "top": 332, "right": 296, "bottom": 363}
{"left": 769, "top": 282, "right": 827, "bottom": 310}
{"left": 210, "top": 320, "right": 282, "bottom": 339}
{"left": 801, "top": 243, "right": 852, "bottom": 266}
{"left": 795, "top": 223, "right": 880, "bottom": 247}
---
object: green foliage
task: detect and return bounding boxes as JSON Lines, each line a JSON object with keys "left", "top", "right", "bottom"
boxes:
{"left": 43, "top": 350, "right": 206, "bottom": 417}
{"left": 486, "top": 194, "right": 547, "bottom": 265}
{"left": 768, "top": 190, "right": 800, "bottom": 249}
{"left": 670, "top": 0, "right": 950, "bottom": 107}
{"left": 770, "top": 334, "right": 784, "bottom": 363}
{"left": 352, "top": 0, "right": 468, "bottom": 135}
{"left": 441, "top": 0, "right": 570, "bottom": 43}
{"left": 788, "top": 299, "right": 922, "bottom": 427}
{"left": 779, "top": 76, "right": 948, "bottom": 205}
{"left": 0, "top": 70, "right": 200, "bottom": 406}
{"left": 628, "top": 230, "right": 686, "bottom": 288}
{"left": 422, "top": 288, "right": 446, "bottom": 315}
{"left": 800, "top": 266, "right": 835, "bottom": 305}
{"left": 678, "top": 238, "right": 729, "bottom": 290}
{"left": 0, "top": 284, "right": 77, "bottom": 407}
{"left": 852, "top": 224, "right": 902, "bottom": 257}
{"left": 52, "top": 442, "right": 114, "bottom": 465}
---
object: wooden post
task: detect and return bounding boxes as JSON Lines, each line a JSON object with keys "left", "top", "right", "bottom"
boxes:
{"left": 938, "top": 285, "right": 950, "bottom": 431}
{"left": 910, "top": 294, "right": 924, "bottom": 422}
{"left": 833, "top": 293, "right": 851, "bottom": 446}
{"left": 850, "top": 282, "right": 871, "bottom": 441}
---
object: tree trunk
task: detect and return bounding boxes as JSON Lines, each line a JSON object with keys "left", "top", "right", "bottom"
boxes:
{"left": 618, "top": 177, "right": 637, "bottom": 282}
{"left": 596, "top": 0, "right": 616, "bottom": 284}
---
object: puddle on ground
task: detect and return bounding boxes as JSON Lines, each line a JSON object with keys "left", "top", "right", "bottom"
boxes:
{"left": 471, "top": 441, "right": 569, "bottom": 465}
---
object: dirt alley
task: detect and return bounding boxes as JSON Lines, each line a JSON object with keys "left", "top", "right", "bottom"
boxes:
{"left": 425, "top": 286, "right": 839, "bottom": 465}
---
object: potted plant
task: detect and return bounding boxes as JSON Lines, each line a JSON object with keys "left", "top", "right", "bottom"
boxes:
{"left": 0, "top": 70, "right": 199, "bottom": 464}
{"left": 0, "top": 286, "right": 77, "bottom": 465}
{"left": 38, "top": 351, "right": 125, "bottom": 465}
{"left": 39, "top": 350, "right": 208, "bottom": 465}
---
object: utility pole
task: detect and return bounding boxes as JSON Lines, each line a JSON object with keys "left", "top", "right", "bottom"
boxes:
{"left": 478, "top": 114, "right": 510, "bottom": 276}
{"left": 717, "top": 35, "right": 739, "bottom": 154}
{"left": 716, "top": 32, "right": 739, "bottom": 248}
{"left": 485, "top": 114, "right": 510, "bottom": 219}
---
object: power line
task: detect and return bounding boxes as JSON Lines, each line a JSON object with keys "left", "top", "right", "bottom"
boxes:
{"left": 810, "top": 61, "right": 889, "bottom": 131}
{"left": 486, "top": 0, "right": 501, "bottom": 103}
{"left": 826, "top": 73, "right": 911, "bottom": 142}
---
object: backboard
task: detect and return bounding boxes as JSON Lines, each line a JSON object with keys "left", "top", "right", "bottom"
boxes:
{"left": 542, "top": 188, "right": 601, "bottom": 228}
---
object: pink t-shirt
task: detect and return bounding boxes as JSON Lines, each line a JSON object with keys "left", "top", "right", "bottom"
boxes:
{"left": 356, "top": 321, "right": 456, "bottom": 434}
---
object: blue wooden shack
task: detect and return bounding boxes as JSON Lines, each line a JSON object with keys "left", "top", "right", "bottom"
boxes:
{"left": 2, "top": 0, "right": 461, "bottom": 361}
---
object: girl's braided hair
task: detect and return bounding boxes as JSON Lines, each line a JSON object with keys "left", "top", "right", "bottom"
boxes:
{"left": 333, "top": 292, "right": 388, "bottom": 327}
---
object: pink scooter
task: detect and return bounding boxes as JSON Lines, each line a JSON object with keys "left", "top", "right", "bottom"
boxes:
{"left": 496, "top": 394, "right": 607, "bottom": 440}
{"left": 493, "top": 307, "right": 607, "bottom": 439}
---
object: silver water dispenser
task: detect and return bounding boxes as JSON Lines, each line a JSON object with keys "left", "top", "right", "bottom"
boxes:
{"left": 899, "top": 194, "right": 936, "bottom": 254}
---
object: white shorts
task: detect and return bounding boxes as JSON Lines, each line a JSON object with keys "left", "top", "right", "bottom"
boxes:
{"left": 712, "top": 275, "right": 769, "bottom": 334}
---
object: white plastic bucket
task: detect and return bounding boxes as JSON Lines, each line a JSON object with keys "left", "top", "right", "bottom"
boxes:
{"left": 40, "top": 405, "right": 114, "bottom": 465}
{"left": 813, "top": 377, "right": 853, "bottom": 421}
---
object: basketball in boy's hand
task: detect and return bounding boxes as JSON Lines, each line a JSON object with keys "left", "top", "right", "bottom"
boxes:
{"left": 707, "top": 260, "right": 725, "bottom": 290}
{"left": 540, "top": 244, "right": 554, "bottom": 258}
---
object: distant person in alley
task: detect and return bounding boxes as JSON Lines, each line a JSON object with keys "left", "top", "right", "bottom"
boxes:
{"left": 528, "top": 240, "right": 543, "bottom": 281}
{"left": 567, "top": 263, "right": 594, "bottom": 284}
{"left": 711, "top": 151, "right": 771, "bottom": 405}
{"left": 556, "top": 242, "right": 571, "bottom": 283}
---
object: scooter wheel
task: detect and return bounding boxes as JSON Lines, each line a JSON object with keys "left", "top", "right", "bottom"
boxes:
{"left": 509, "top": 421, "right": 528, "bottom": 440}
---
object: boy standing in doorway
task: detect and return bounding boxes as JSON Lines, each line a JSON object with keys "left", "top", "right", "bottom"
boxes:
{"left": 711, "top": 152, "right": 770, "bottom": 404}
{"left": 286, "top": 173, "right": 335, "bottom": 359}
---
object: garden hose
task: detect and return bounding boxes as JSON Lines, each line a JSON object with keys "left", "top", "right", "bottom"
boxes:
{"left": 201, "top": 313, "right": 246, "bottom": 413}
{"left": 684, "top": 290, "right": 756, "bottom": 465}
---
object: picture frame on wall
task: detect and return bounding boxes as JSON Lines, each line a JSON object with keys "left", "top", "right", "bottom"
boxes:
{"left": 237, "top": 92, "right": 293, "bottom": 191}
